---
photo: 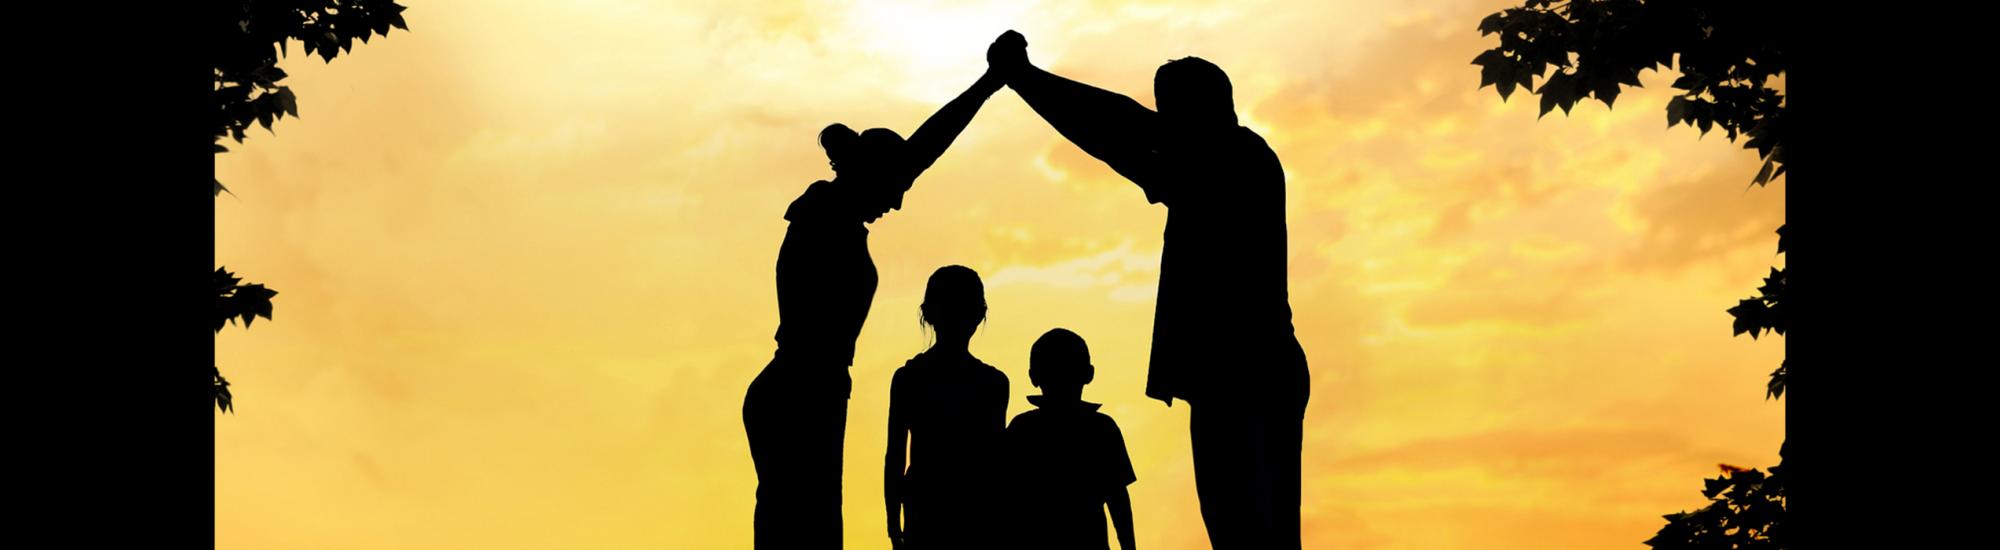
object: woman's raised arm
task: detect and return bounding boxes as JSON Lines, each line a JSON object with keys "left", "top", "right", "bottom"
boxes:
{"left": 900, "top": 69, "right": 1006, "bottom": 182}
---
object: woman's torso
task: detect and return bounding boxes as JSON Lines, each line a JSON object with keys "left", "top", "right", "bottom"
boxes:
{"left": 771, "top": 180, "right": 878, "bottom": 368}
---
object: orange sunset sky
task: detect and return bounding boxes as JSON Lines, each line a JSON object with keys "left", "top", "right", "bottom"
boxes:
{"left": 214, "top": 0, "right": 1786, "bottom": 548}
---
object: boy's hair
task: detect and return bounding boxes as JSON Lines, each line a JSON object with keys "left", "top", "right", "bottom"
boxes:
{"left": 1029, "top": 328, "right": 1094, "bottom": 388}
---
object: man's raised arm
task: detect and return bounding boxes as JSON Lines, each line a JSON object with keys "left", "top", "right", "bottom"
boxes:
{"left": 988, "top": 31, "right": 1163, "bottom": 188}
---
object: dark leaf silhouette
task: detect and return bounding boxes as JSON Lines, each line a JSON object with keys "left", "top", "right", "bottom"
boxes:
{"left": 1665, "top": 96, "right": 1690, "bottom": 126}
{"left": 1478, "top": 13, "right": 1506, "bottom": 35}
{"left": 1644, "top": 451, "right": 1785, "bottom": 549}
{"left": 1727, "top": 298, "right": 1768, "bottom": 339}
{"left": 1726, "top": 266, "right": 1784, "bottom": 340}
{"left": 215, "top": 267, "right": 278, "bottom": 332}
{"left": 1767, "top": 360, "right": 1785, "bottom": 400}
{"left": 216, "top": 366, "right": 234, "bottom": 413}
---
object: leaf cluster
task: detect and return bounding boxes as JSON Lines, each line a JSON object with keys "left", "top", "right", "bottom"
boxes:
{"left": 1472, "top": 0, "right": 1785, "bottom": 187}
{"left": 1645, "top": 451, "right": 1786, "bottom": 549}
{"left": 214, "top": 0, "right": 409, "bottom": 195}
{"left": 214, "top": 267, "right": 279, "bottom": 412}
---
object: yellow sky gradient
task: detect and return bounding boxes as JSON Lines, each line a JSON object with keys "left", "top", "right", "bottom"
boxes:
{"left": 215, "top": 1, "right": 1785, "bottom": 548}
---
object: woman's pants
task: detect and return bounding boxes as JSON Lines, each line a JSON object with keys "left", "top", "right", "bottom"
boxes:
{"left": 744, "top": 359, "right": 852, "bottom": 549}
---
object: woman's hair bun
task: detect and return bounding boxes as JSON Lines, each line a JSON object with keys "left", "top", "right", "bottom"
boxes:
{"left": 819, "top": 123, "right": 858, "bottom": 166}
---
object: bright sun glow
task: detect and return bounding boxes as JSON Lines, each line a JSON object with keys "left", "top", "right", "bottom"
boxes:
{"left": 837, "top": 0, "right": 1041, "bottom": 103}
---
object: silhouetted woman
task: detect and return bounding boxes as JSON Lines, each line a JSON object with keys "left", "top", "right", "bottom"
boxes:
{"left": 886, "top": 265, "right": 1010, "bottom": 550}
{"left": 744, "top": 69, "right": 1004, "bottom": 550}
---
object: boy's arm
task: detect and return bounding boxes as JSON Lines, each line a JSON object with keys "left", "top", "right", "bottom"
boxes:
{"left": 989, "top": 31, "right": 1170, "bottom": 203}
{"left": 1104, "top": 418, "right": 1139, "bottom": 550}
{"left": 901, "top": 69, "right": 1007, "bottom": 184}
{"left": 1108, "top": 486, "right": 1136, "bottom": 550}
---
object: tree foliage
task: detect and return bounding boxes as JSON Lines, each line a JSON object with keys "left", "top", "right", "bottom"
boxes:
{"left": 214, "top": 0, "right": 409, "bottom": 196}
{"left": 1644, "top": 454, "right": 1787, "bottom": 549}
{"left": 215, "top": 1, "right": 407, "bottom": 412}
{"left": 1471, "top": 0, "right": 1785, "bottom": 186}
{"left": 1472, "top": 1, "right": 1787, "bottom": 546}
{"left": 214, "top": 267, "right": 277, "bottom": 413}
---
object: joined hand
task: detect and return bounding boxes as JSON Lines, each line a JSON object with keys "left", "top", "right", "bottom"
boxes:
{"left": 987, "top": 30, "right": 1029, "bottom": 80}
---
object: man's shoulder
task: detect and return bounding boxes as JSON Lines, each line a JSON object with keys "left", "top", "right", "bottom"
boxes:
{"left": 1234, "top": 127, "right": 1280, "bottom": 164}
{"left": 1087, "top": 410, "right": 1124, "bottom": 433}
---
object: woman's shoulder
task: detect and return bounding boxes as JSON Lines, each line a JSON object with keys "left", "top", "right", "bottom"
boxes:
{"left": 783, "top": 180, "right": 846, "bottom": 223}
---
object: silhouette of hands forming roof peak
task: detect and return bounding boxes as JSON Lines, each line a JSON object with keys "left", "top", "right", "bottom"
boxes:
{"left": 988, "top": 30, "right": 1029, "bottom": 80}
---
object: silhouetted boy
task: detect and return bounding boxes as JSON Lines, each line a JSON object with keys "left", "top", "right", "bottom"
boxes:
{"left": 1005, "top": 328, "right": 1137, "bottom": 550}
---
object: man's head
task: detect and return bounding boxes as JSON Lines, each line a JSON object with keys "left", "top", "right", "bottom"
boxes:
{"left": 1154, "top": 57, "right": 1237, "bottom": 131}
{"left": 1029, "top": 328, "right": 1093, "bottom": 393}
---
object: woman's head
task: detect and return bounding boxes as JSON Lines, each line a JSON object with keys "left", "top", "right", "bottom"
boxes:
{"left": 819, "top": 123, "right": 912, "bottom": 223}
{"left": 919, "top": 265, "right": 987, "bottom": 339}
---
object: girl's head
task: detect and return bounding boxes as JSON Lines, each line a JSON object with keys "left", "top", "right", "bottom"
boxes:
{"left": 819, "top": 123, "right": 912, "bottom": 223}
{"left": 920, "top": 265, "right": 987, "bottom": 339}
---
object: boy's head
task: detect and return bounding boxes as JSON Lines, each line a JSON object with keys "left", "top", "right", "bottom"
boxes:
{"left": 1029, "top": 328, "right": 1093, "bottom": 391}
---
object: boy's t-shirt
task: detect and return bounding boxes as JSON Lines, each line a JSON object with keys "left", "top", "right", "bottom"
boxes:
{"left": 1005, "top": 396, "right": 1136, "bottom": 550}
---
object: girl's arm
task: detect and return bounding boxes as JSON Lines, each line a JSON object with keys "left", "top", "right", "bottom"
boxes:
{"left": 992, "top": 372, "right": 1011, "bottom": 432}
{"left": 900, "top": 70, "right": 1006, "bottom": 184}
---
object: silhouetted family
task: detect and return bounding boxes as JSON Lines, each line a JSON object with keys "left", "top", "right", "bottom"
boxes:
{"left": 745, "top": 30, "right": 1308, "bottom": 550}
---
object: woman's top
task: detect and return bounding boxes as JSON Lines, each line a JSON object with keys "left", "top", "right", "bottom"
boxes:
{"left": 772, "top": 180, "right": 877, "bottom": 369}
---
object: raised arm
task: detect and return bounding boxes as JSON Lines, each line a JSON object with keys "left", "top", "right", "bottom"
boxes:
{"left": 901, "top": 70, "right": 1006, "bottom": 181}
{"left": 988, "top": 31, "right": 1165, "bottom": 195}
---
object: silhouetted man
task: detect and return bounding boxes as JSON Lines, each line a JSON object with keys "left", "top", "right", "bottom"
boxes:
{"left": 988, "top": 31, "right": 1310, "bottom": 550}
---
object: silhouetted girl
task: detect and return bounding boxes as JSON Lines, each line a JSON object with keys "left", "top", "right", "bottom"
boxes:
{"left": 885, "top": 265, "right": 1011, "bottom": 550}
{"left": 744, "top": 69, "right": 1004, "bottom": 550}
